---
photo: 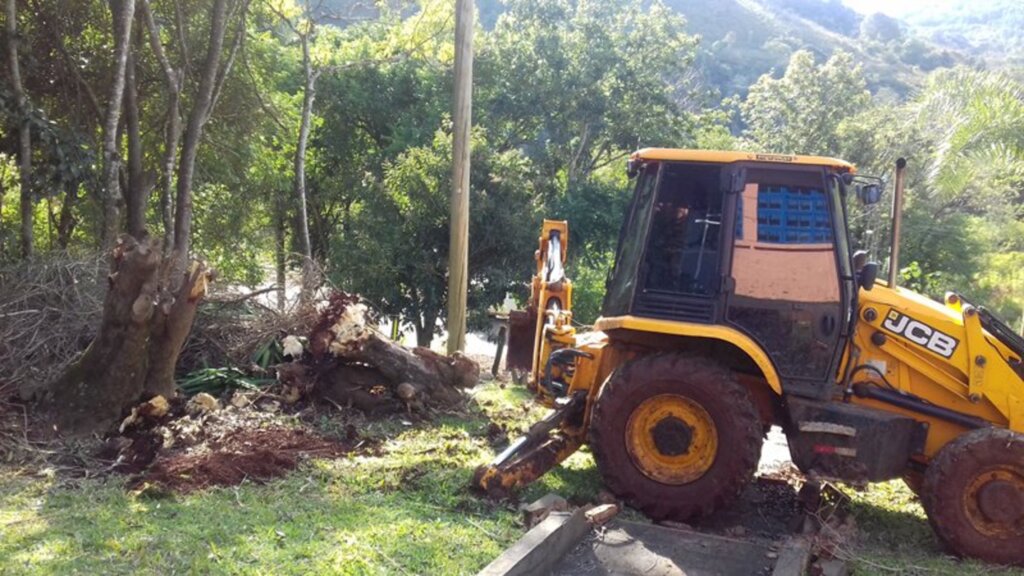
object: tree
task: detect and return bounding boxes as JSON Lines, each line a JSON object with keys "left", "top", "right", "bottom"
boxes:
{"left": 49, "top": 0, "right": 251, "bottom": 432}
{"left": 837, "top": 68, "right": 1024, "bottom": 317}
{"left": 98, "top": 0, "right": 136, "bottom": 250}
{"left": 741, "top": 50, "right": 870, "bottom": 156}
{"left": 5, "top": 0, "right": 32, "bottom": 258}
{"left": 478, "top": 0, "right": 700, "bottom": 193}
{"left": 472, "top": 0, "right": 708, "bottom": 315}
{"left": 334, "top": 127, "right": 538, "bottom": 346}
{"left": 139, "top": 0, "right": 181, "bottom": 250}
{"left": 860, "top": 12, "right": 903, "bottom": 44}
{"left": 266, "top": 0, "right": 324, "bottom": 299}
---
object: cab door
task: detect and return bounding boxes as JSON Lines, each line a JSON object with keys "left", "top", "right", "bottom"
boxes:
{"left": 724, "top": 165, "right": 849, "bottom": 394}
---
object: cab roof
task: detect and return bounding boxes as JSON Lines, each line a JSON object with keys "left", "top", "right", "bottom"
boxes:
{"left": 631, "top": 148, "right": 855, "bottom": 171}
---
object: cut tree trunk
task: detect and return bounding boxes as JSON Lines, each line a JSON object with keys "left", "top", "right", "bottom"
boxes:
{"left": 144, "top": 260, "right": 210, "bottom": 398}
{"left": 302, "top": 293, "right": 479, "bottom": 414}
{"left": 49, "top": 235, "right": 210, "bottom": 433}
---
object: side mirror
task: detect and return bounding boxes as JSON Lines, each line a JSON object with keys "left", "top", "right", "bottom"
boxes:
{"left": 859, "top": 261, "right": 879, "bottom": 291}
{"left": 857, "top": 183, "right": 883, "bottom": 205}
{"left": 852, "top": 250, "right": 868, "bottom": 273}
{"left": 626, "top": 158, "right": 641, "bottom": 179}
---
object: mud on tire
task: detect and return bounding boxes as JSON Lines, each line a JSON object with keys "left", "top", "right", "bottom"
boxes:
{"left": 589, "top": 354, "right": 763, "bottom": 521}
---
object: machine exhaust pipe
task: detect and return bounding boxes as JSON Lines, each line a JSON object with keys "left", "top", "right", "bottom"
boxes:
{"left": 888, "top": 158, "right": 908, "bottom": 287}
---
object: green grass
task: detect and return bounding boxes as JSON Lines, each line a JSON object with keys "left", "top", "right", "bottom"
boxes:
{"left": 840, "top": 481, "right": 1024, "bottom": 575}
{"left": 2, "top": 382, "right": 1022, "bottom": 575}
{"left": 0, "top": 383, "right": 603, "bottom": 575}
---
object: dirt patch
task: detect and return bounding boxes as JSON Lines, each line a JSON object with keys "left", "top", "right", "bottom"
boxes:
{"left": 688, "top": 474, "right": 804, "bottom": 537}
{"left": 89, "top": 388, "right": 374, "bottom": 494}
{"left": 137, "top": 427, "right": 350, "bottom": 493}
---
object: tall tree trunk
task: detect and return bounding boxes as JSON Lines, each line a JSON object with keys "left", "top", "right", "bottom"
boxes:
{"left": 151, "top": 0, "right": 240, "bottom": 401}
{"left": 275, "top": 193, "right": 287, "bottom": 312}
{"left": 56, "top": 180, "right": 77, "bottom": 249}
{"left": 294, "top": 28, "right": 317, "bottom": 300}
{"left": 6, "top": 0, "right": 33, "bottom": 259}
{"left": 417, "top": 308, "right": 438, "bottom": 348}
{"left": 99, "top": 0, "right": 137, "bottom": 250}
{"left": 172, "top": 0, "right": 229, "bottom": 269}
{"left": 125, "top": 29, "right": 146, "bottom": 238}
{"left": 140, "top": 0, "right": 182, "bottom": 252}
{"left": 0, "top": 166, "right": 5, "bottom": 256}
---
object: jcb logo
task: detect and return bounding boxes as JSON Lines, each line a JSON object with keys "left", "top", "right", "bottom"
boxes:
{"left": 881, "top": 310, "right": 959, "bottom": 358}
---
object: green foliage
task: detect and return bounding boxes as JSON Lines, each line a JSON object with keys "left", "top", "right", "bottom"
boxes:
{"left": 666, "top": 0, "right": 941, "bottom": 100}
{"left": 901, "top": 0, "right": 1024, "bottom": 60}
{"left": 741, "top": 50, "right": 871, "bottom": 155}
{"left": 567, "top": 251, "right": 612, "bottom": 326}
{"left": 860, "top": 12, "right": 904, "bottom": 44}
{"left": 767, "top": 0, "right": 861, "bottom": 35}
{"left": 329, "top": 127, "right": 538, "bottom": 343}
{"left": 192, "top": 183, "right": 273, "bottom": 286}
{"left": 478, "top": 0, "right": 701, "bottom": 189}
{"left": 4, "top": 0, "right": 1024, "bottom": 337}
{"left": 834, "top": 67, "right": 1024, "bottom": 317}
{"left": 176, "top": 367, "right": 275, "bottom": 396}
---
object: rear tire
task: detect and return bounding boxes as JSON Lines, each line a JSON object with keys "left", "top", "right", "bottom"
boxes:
{"left": 589, "top": 354, "right": 763, "bottom": 521}
{"left": 922, "top": 428, "right": 1024, "bottom": 566}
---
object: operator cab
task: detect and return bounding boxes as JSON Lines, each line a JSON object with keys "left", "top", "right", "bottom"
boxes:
{"left": 602, "top": 149, "right": 858, "bottom": 396}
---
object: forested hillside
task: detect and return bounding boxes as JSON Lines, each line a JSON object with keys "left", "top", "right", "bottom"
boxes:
{"left": 897, "top": 0, "right": 1024, "bottom": 63}
{"left": 474, "top": 0, "right": 962, "bottom": 98}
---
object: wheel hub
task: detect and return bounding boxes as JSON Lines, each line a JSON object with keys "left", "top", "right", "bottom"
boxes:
{"left": 624, "top": 394, "right": 718, "bottom": 485}
{"left": 964, "top": 467, "right": 1024, "bottom": 538}
{"left": 651, "top": 416, "right": 693, "bottom": 457}
{"left": 977, "top": 480, "right": 1024, "bottom": 525}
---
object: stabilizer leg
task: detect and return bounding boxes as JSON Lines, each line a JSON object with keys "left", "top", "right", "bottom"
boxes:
{"left": 473, "top": 392, "right": 586, "bottom": 498}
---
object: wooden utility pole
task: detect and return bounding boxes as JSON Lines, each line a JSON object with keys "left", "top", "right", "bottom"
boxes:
{"left": 447, "top": 0, "right": 473, "bottom": 355}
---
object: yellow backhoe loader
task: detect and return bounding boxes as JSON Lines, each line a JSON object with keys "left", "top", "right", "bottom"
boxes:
{"left": 474, "top": 149, "right": 1024, "bottom": 566}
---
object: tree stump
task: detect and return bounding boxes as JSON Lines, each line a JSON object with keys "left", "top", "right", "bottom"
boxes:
{"left": 48, "top": 235, "right": 211, "bottom": 433}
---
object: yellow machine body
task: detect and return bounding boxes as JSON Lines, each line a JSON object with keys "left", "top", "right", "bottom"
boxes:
{"left": 852, "top": 285, "right": 1024, "bottom": 451}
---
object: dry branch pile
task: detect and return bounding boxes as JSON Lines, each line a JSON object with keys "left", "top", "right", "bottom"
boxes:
{"left": 179, "top": 288, "right": 320, "bottom": 373}
{"left": 0, "top": 252, "right": 107, "bottom": 400}
{"left": 0, "top": 252, "right": 312, "bottom": 401}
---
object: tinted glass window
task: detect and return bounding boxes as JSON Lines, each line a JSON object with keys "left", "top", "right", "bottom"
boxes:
{"left": 638, "top": 163, "right": 724, "bottom": 296}
{"left": 603, "top": 163, "right": 659, "bottom": 315}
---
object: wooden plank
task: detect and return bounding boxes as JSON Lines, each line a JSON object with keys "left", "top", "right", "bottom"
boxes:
{"left": 478, "top": 508, "right": 590, "bottom": 576}
{"left": 771, "top": 536, "right": 812, "bottom": 576}
{"left": 554, "top": 520, "right": 777, "bottom": 576}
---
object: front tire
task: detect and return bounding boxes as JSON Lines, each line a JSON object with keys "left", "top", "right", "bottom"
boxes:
{"left": 589, "top": 354, "right": 763, "bottom": 521}
{"left": 922, "top": 428, "right": 1024, "bottom": 566}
